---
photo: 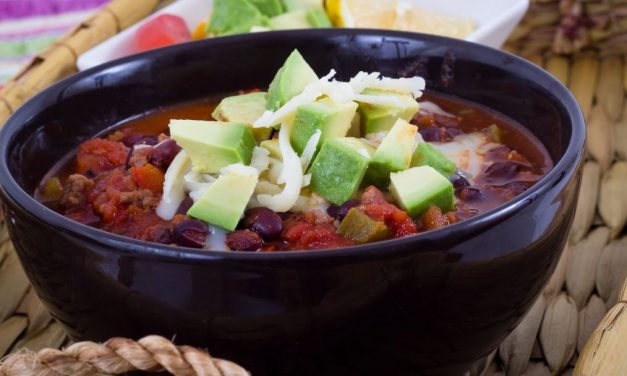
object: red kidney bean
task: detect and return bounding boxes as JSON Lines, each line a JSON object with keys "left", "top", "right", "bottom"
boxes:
{"left": 499, "top": 181, "right": 531, "bottom": 200}
{"left": 327, "top": 199, "right": 360, "bottom": 221}
{"left": 445, "top": 127, "right": 463, "bottom": 138}
{"left": 433, "top": 113, "right": 461, "bottom": 127}
{"left": 156, "top": 229, "right": 173, "bottom": 245}
{"left": 150, "top": 139, "right": 181, "bottom": 169}
{"left": 176, "top": 196, "right": 194, "bottom": 215}
{"left": 455, "top": 187, "right": 482, "bottom": 201}
{"left": 172, "top": 219, "right": 210, "bottom": 248}
{"left": 121, "top": 134, "right": 144, "bottom": 147}
{"left": 419, "top": 126, "right": 445, "bottom": 142}
{"left": 242, "top": 207, "right": 283, "bottom": 241}
{"left": 135, "top": 135, "right": 159, "bottom": 146}
{"left": 226, "top": 230, "right": 262, "bottom": 252}
{"left": 485, "top": 161, "right": 520, "bottom": 180}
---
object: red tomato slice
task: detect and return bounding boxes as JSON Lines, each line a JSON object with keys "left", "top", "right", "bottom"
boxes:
{"left": 135, "top": 14, "right": 191, "bottom": 52}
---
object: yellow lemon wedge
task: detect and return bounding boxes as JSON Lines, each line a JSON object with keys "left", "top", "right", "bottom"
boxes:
{"left": 326, "top": 0, "right": 476, "bottom": 39}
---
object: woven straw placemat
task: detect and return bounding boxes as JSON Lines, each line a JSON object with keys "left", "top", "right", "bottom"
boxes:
{"left": 1, "top": 0, "right": 627, "bottom": 375}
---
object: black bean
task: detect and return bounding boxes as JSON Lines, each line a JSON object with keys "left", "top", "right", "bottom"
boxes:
{"left": 450, "top": 172, "right": 470, "bottom": 188}
{"left": 172, "top": 219, "right": 210, "bottom": 248}
{"left": 176, "top": 196, "right": 194, "bottom": 215}
{"left": 150, "top": 139, "right": 181, "bottom": 169}
{"left": 327, "top": 199, "right": 360, "bottom": 221}
{"left": 243, "top": 207, "right": 283, "bottom": 240}
{"left": 485, "top": 161, "right": 520, "bottom": 180}
{"left": 455, "top": 187, "right": 482, "bottom": 201}
{"left": 419, "top": 126, "right": 444, "bottom": 142}
{"left": 226, "top": 230, "right": 262, "bottom": 252}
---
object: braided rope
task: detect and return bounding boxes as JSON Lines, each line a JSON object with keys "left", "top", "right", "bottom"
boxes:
{"left": 0, "top": 335, "right": 249, "bottom": 376}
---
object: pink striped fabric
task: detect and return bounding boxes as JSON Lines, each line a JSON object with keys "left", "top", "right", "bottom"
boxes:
{"left": 0, "top": 0, "right": 110, "bottom": 87}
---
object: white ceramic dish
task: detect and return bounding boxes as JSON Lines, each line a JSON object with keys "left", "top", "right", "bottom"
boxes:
{"left": 77, "top": 0, "right": 528, "bottom": 71}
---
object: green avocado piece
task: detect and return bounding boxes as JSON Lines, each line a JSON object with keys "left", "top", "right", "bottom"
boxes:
{"left": 208, "top": 0, "right": 269, "bottom": 35}
{"left": 357, "top": 88, "right": 420, "bottom": 135}
{"left": 309, "top": 138, "right": 375, "bottom": 205}
{"left": 366, "top": 118, "right": 418, "bottom": 187}
{"left": 282, "top": 0, "right": 322, "bottom": 11}
{"left": 389, "top": 166, "right": 454, "bottom": 218}
{"left": 269, "top": 10, "right": 311, "bottom": 29}
{"left": 187, "top": 167, "right": 258, "bottom": 231}
{"left": 249, "top": 0, "right": 284, "bottom": 17}
{"left": 338, "top": 208, "right": 390, "bottom": 244}
{"left": 266, "top": 49, "right": 319, "bottom": 110}
{"left": 306, "top": 8, "right": 332, "bottom": 28}
{"left": 212, "top": 92, "right": 272, "bottom": 142}
{"left": 290, "top": 98, "right": 358, "bottom": 154}
{"left": 170, "top": 120, "right": 256, "bottom": 174}
{"left": 411, "top": 142, "right": 457, "bottom": 177}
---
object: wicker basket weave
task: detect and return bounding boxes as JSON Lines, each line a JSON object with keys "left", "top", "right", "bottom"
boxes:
{"left": 1, "top": 0, "right": 627, "bottom": 375}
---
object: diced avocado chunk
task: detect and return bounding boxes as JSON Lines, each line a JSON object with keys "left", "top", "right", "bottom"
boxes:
{"left": 309, "top": 138, "right": 375, "bottom": 205}
{"left": 260, "top": 138, "right": 282, "bottom": 159}
{"left": 366, "top": 118, "right": 418, "bottom": 187}
{"left": 390, "top": 166, "right": 454, "bottom": 218}
{"left": 208, "top": 0, "right": 269, "bottom": 35}
{"left": 269, "top": 10, "right": 311, "bottom": 29}
{"left": 170, "top": 120, "right": 256, "bottom": 174}
{"left": 187, "top": 166, "right": 258, "bottom": 230}
{"left": 249, "top": 0, "right": 284, "bottom": 17}
{"left": 291, "top": 98, "right": 358, "bottom": 154}
{"left": 212, "top": 92, "right": 272, "bottom": 142}
{"left": 338, "top": 208, "right": 390, "bottom": 243}
{"left": 357, "top": 88, "right": 420, "bottom": 135}
{"left": 266, "top": 49, "right": 318, "bottom": 110}
{"left": 411, "top": 142, "right": 457, "bottom": 177}
{"left": 282, "top": 0, "right": 323, "bottom": 10}
{"left": 306, "top": 8, "right": 332, "bottom": 28}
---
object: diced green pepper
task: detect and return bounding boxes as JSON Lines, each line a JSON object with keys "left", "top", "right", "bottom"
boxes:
{"left": 338, "top": 208, "right": 390, "bottom": 244}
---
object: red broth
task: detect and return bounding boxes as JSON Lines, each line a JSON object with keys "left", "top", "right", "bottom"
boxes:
{"left": 36, "top": 92, "right": 552, "bottom": 251}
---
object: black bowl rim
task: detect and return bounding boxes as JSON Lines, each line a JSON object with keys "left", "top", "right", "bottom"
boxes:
{"left": 0, "top": 29, "right": 585, "bottom": 262}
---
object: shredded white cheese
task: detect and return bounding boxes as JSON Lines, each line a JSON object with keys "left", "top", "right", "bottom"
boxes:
{"left": 156, "top": 151, "right": 191, "bottom": 220}
{"left": 419, "top": 101, "right": 455, "bottom": 117}
{"left": 256, "top": 123, "right": 304, "bottom": 212}
{"left": 250, "top": 146, "right": 270, "bottom": 174}
{"left": 432, "top": 132, "right": 500, "bottom": 179}
{"left": 220, "top": 163, "right": 259, "bottom": 178}
{"left": 302, "top": 174, "right": 311, "bottom": 187}
{"left": 300, "top": 129, "right": 321, "bottom": 170}
{"left": 253, "top": 69, "right": 426, "bottom": 129}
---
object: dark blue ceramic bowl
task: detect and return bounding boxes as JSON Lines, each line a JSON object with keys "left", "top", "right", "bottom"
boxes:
{"left": 0, "top": 30, "right": 584, "bottom": 375}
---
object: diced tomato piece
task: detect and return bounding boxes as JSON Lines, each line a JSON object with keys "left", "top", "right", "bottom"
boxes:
{"left": 421, "top": 206, "right": 449, "bottom": 231}
{"left": 130, "top": 164, "right": 164, "bottom": 193}
{"left": 76, "top": 139, "right": 128, "bottom": 175}
{"left": 282, "top": 213, "right": 354, "bottom": 250}
{"left": 358, "top": 186, "right": 418, "bottom": 238}
{"left": 135, "top": 14, "right": 191, "bottom": 52}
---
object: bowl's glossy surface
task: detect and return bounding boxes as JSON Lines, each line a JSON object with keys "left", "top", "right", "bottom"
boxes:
{"left": 0, "top": 30, "right": 584, "bottom": 375}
